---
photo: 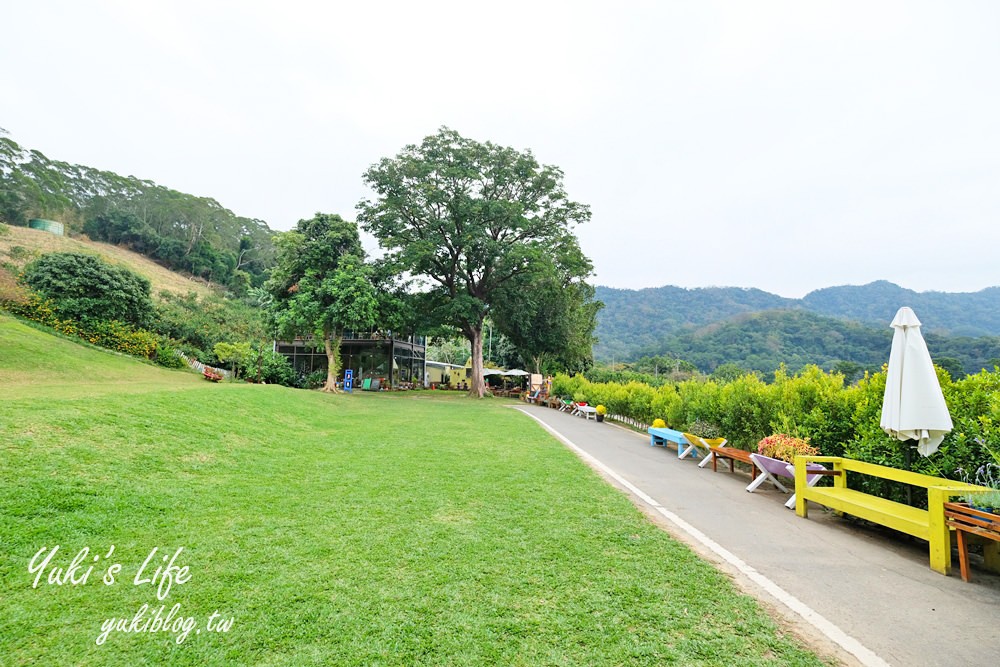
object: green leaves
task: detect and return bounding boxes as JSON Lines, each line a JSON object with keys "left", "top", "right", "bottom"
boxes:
{"left": 21, "top": 252, "right": 153, "bottom": 328}
{"left": 267, "top": 214, "right": 382, "bottom": 388}
{"left": 357, "top": 127, "right": 594, "bottom": 393}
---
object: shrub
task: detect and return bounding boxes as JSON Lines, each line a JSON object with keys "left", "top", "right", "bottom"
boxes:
{"left": 154, "top": 343, "right": 187, "bottom": 369}
{"left": 21, "top": 251, "right": 153, "bottom": 327}
{"left": 686, "top": 419, "right": 723, "bottom": 439}
{"left": 0, "top": 222, "right": 9, "bottom": 236}
{"left": 0, "top": 266, "right": 28, "bottom": 304}
{"left": 88, "top": 320, "right": 158, "bottom": 358}
{"left": 595, "top": 404, "right": 607, "bottom": 415}
{"left": 757, "top": 433, "right": 819, "bottom": 463}
{"left": 8, "top": 245, "right": 36, "bottom": 262}
{"left": 244, "top": 348, "right": 297, "bottom": 386}
{"left": 651, "top": 418, "right": 667, "bottom": 429}
{"left": 303, "top": 370, "right": 327, "bottom": 389}
{"left": 3, "top": 294, "right": 157, "bottom": 359}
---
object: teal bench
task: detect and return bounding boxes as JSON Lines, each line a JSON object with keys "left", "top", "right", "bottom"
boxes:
{"left": 648, "top": 427, "right": 701, "bottom": 460}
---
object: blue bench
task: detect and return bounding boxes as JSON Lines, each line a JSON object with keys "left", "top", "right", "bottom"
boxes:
{"left": 648, "top": 427, "right": 701, "bottom": 460}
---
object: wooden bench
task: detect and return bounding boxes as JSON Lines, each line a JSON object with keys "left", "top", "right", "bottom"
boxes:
{"left": 794, "top": 456, "right": 983, "bottom": 575}
{"left": 945, "top": 501, "right": 1000, "bottom": 582}
{"left": 705, "top": 446, "right": 758, "bottom": 480}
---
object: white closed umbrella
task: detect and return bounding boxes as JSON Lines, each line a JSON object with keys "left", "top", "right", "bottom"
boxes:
{"left": 880, "top": 307, "right": 953, "bottom": 457}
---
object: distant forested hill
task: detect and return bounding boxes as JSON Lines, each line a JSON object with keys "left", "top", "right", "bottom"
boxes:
{"left": 595, "top": 285, "right": 798, "bottom": 360}
{"left": 0, "top": 130, "right": 275, "bottom": 291}
{"left": 802, "top": 280, "right": 1000, "bottom": 337}
{"left": 595, "top": 283, "right": 1000, "bottom": 376}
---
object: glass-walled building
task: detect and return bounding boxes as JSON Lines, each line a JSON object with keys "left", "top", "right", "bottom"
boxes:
{"left": 274, "top": 331, "right": 426, "bottom": 389}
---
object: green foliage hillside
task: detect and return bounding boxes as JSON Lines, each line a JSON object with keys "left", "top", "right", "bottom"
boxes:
{"left": 0, "top": 132, "right": 274, "bottom": 291}
{"left": 641, "top": 310, "right": 1000, "bottom": 377}
{"left": 595, "top": 286, "right": 797, "bottom": 360}
{"left": 648, "top": 310, "right": 889, "bottom": 374}
{"left": 596, "top": 282, "right": 1000, "bottom": 376}
{"left": 802, "top": 280, "right": 1000, "bottom": 337}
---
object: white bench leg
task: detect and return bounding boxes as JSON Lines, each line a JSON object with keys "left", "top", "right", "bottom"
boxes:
{"left": 746, "top": 470, "right": 789, "bottom": 494}
{"left": 698, "top": 451, "right": 714, "bottom": 468}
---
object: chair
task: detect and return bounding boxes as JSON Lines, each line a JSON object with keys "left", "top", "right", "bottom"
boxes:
{"left": 745, "top": 453, "right": 828, "bottom": 509}
{"left": 680, "top": 432, "right": 726, "bottom": 462}
{"left": 524, "top": 389, "right": 541, "bottom": 404}
{"left": 558, "top": 398, "right": 574, "bottom": 412}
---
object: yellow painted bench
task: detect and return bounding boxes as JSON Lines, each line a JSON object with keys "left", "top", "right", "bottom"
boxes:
{"left": 793, "top": 456, "right": 984, "bottom": 575}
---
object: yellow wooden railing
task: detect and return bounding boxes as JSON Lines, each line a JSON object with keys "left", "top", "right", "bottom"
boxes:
{"left": 793, "top": 456, "right": 987, "bottom": 575}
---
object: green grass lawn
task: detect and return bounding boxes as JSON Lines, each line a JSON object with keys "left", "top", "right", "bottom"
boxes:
{"left": 1, "top": 315, "right": 825, "bottom": 665}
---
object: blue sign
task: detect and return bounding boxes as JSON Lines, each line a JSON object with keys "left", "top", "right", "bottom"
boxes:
{"left": 344, "top": 369, "right": 354, "bottom": 392}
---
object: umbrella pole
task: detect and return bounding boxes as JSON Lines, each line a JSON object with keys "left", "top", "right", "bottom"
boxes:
{"left": 904, "top": 440, "right": 915, "bottom": 506}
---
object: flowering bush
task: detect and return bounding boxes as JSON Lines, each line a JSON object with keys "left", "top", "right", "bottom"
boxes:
{"left": 651, "top": 418, "right": 667, "bottom": 429}
{"left": 596, "top": 404, "right": 607, "bottom": 415}
{"left": 2, "top": 294, "right": 158, "bottom": 359}
{"left": 757, "top": 433, "right": 818, "bottom": 463}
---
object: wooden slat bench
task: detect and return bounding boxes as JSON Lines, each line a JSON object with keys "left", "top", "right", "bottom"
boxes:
{"left": 794, "top": 456, "right": 984, "bottom": 575}
{"left": 705, "top": 446, "right": 758, "bottom": 481}
{"left": 945, "top": 501, "right": 1000, "bottom": 582}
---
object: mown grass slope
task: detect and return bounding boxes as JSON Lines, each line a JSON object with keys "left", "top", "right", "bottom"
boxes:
{"left": 0, "top": 317, "right": 824, "bottom": 666}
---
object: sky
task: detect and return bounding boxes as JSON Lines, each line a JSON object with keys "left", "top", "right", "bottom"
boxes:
{"left": 3, "top": 1, "right": 999, "bottom": 298}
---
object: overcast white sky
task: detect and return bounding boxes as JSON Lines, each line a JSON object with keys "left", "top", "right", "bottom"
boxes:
{"left": 3, "top": 1, "right": 998, "bottom": 298}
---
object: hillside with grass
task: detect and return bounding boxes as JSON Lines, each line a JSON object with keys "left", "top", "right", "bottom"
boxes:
{"left": 1, "top": 319, "right": 823, "bottom": 665}
{"left": 0, "top": 224, "right": 216, "bottom": 300}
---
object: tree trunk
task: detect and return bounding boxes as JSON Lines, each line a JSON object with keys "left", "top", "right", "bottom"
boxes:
{"left": 467, "top": 326, "right": 486, "bottom": 398}
{"left": 531, "top": 354, "right": 544, "bottom": 375}
{"left": 323, "top": 333, "right": 342, "bottom": 393}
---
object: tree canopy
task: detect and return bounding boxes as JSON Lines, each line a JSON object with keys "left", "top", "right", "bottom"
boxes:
{"left": 491, "top": 259, "right": 601, "bottom": 375}
{"left": 266, "top": 213, "right": 378, "bottom": 391}
{"left": 357, "top": 127, "right": 593, "bottom": 397}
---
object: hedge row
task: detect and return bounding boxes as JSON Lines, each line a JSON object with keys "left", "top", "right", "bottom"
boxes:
{"left": 553, "top": 365, "right": 1000, "bottom": 503}
{"left": 2, "top": 295, "right": 168, "bottom": 363}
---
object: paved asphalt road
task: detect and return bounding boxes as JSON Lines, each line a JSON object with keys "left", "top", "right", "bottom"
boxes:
{"left": 514, "top": 404, "right": 1000, "bottom": 667}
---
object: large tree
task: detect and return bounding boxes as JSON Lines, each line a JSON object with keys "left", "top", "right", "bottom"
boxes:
{"left": 266, "top": 213, "right": 378, "bottom": 392}
{"left": 491, "top": 253, "right": 601, "bottom": 375}
{"left": 357, "top": 128, "right": 592, "bottom": 397}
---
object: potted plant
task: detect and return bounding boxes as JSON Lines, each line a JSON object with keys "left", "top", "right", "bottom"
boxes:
{"left": 957, "top": 462, "right": 1000, "bottom": 517}
{"left": 595, "top": 404, "right": 607, "bottom": 422}
{"left": 756, "top": 433, "right": 819, "bottom": 463}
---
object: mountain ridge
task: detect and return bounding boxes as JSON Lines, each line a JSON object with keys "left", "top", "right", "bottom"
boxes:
{"left": 594, "top": 281, "right": 1000, "bottom": 373}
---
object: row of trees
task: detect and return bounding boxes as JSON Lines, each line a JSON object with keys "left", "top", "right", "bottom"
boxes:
{"left": 269, "top": 128, "right": 602, "bottom": 396}
{"left": 3, "top": 127, "right": 603, "bottom": 390}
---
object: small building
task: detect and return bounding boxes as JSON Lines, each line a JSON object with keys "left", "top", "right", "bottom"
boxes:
{"left": 275, "top": 331, "right": 426, "bottom": 389}
{"left": 425, "top": 361, "right": 466, "bottom": 388}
